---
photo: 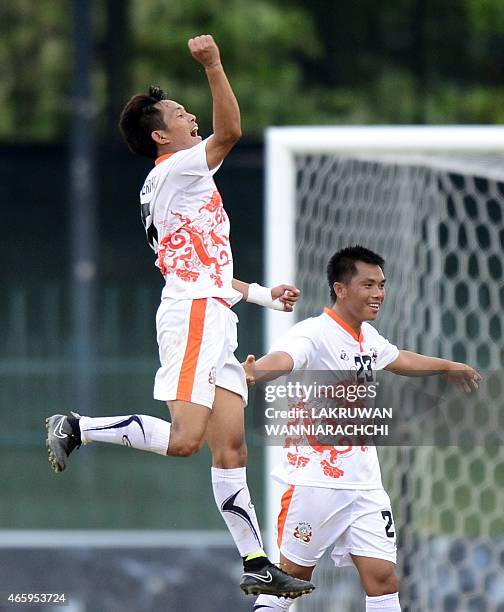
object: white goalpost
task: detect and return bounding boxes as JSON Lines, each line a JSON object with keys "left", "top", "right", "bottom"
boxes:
{"left": 264, "top": 126, "right": 504, "bottom": 611}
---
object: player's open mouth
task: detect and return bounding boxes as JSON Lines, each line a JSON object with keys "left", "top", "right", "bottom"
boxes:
{"left": 190, "top": 124, "right": 199, "bottom": 137}
{"left": 368, "top": 303, "right": 381, "bottom": 312}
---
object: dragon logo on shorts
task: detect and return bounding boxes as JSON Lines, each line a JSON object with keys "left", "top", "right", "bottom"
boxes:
{"left": 208, "top": 366, "right": 216, "bottom": 385}
{"left": 293, "top": 522, "right": 312, "bottom": 544}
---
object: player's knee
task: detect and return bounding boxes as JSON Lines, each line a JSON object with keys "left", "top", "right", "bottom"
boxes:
{"left": 212, "top": 442, "right": 247, "bottom": 468}
{"left": 369, "top": 569, "right": 399, "bottom": 596}
{"left": 168, "top": 435, "right": 203, "bottom": 457}
{"left": 176, "top": 440, "right": 201, "bottom": 457}
{"left": 382, "top": 571, "right": 399, "bottom": 595}
{"left": 231, "top": 441, "right": 247, "bottom": 465}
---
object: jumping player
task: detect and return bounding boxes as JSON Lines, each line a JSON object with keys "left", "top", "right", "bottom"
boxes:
{"left": 46, "top": 35, "right": 314, "bottom": 599}
{"left": 245, "top": 245, "right": 481, "bottom": 611}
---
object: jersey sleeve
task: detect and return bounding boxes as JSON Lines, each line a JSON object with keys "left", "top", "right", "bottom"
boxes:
{"left": 170, "top": 137, "right": 222, "bottom": 181}
{"left": 269, "top": 319, "right": 319, "bottom": 370}
{"left": 375, "top": 334, "right": 400, "bottom": 369}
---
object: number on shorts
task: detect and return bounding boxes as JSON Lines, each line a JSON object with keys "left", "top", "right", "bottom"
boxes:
{"left": 381, "top": 510, "right": 395, "bottom": 538}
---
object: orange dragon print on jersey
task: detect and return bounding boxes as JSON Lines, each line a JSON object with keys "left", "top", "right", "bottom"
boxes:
{"left": 284, "top": 399, "right": 312, "bottom": 470}
{"left": 156, "top": 191, "right": 231, "bottom": 285}
{"left": 284, "top": 381, "right": 369, "bottom": 480}
{"left": 304, "top": 411, "right": 353, "bottom": 480}
{"left": 310, "top": 379, "right": 371, "bottom": 479}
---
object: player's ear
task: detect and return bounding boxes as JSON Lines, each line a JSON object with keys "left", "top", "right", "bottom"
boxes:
{"left": 334, "top": 282, "right": 346, "bottom": 299}
{"left": 151, "top": 130, "right": 170, "bottom": 145}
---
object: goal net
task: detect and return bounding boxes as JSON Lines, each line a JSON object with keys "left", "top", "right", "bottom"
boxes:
{"left": 264, "top": 127, "right": 504, "bottom": 612}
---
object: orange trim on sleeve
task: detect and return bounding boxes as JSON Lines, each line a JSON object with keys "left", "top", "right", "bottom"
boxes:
{"left": 323, "top": 307, "right": 364, "bottom": 350}
{"left": 277, "top": 485, "right": 295, "bottom": 549}
{"left": 176, "top": 299, "right": 207, "bottom": 401}
{"left": 155, "top": 153, "right": 174, "bottom": 166}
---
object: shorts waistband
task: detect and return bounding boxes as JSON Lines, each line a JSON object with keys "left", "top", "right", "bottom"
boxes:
{"left": 213, "top": 297, "right": 232, "bottom": 308}
{"left": 159, "top": 296, "right": 233, "bottom": 309}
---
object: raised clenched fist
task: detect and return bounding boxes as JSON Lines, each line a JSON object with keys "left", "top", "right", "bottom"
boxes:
{"left": 188, "top": 35, "right": 221, "bottom": 68}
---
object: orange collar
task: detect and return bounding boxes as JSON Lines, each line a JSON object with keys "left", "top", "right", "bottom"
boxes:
{"left": 155, "top": 153, "right": 174, "bottom": 166}
{"left": 323, "top": 307, "right": 364, "bottom": 346}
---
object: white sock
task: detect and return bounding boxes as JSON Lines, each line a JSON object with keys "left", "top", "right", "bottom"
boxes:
{"left": 253, "top": 595, "right": 295, "bottom": 610}
{"left": 79, "top": 414, "right": 170, "bottom": 456}
{"left": 211, "top": 467, "right": 264, "bottom": 557}
{"left": 366, "top": 593, "right": 401, "bottom": 611}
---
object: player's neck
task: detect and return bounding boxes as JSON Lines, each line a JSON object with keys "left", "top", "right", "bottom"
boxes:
{"left": 330, "top": 305, "right": 362, "bottom": 337}
{"left": 156, "top": 141, "right": 197, "bottom": 156}
{"left": 156, "top": 144, "right": 178, "bottom": 157}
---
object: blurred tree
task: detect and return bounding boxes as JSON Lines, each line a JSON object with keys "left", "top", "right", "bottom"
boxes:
{"left": 270, "top": 0, "right": 421, "bottom": 123}
{"left": 0, "top": 1, "right": 71, "bottom": 140}
{"left": 1, "top": 0, "right": 504, "bottom": 142}
{"left": 128, "top": 0, "right": 321, "bottom": 135}
{"left": 282, "top": 0, "right": 504, "bottom": 125}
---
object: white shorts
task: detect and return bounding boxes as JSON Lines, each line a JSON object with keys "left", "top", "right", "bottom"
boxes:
{"left": 277, "top": 486, "right": 397, "bottom": 568}
{"left": 154, "top": 298, "right": 248, "bottom": 409}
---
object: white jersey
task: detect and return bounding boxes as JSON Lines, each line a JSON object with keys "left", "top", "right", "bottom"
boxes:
{"left": 269, "top": 307, "right": 399, "bottom": 490}
{"left": 139, "top": 138, "right": 242, "bottom": 305}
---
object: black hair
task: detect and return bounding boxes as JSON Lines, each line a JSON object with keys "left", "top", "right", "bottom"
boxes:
{"left": 118, "top": 86, "right": 169, "bottom": 158}
{"left": 326, "top": 245, "right": 385, "bottom": 301}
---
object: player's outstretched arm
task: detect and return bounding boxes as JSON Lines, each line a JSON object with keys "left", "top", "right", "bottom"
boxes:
{"left": 385, "top": 350, "right": 481, "bottom": 393}
{"left": 232, "top": 278, "right": 300, "bottom": 312}
{"left": 188, "top": 34, "right": 241, "bottom": 170}
{"left": 242, "top": 352, "right": 294, "bottom": 387}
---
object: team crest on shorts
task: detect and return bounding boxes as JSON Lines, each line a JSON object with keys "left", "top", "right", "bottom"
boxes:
{"left": 208, "top": 367, "right": 216, "bottom": 385}
{"left": 340, "top": 349, "right": 349, "bottom": 360}
{"left": 293, "top": 522, "right": 312, "bottom": 544}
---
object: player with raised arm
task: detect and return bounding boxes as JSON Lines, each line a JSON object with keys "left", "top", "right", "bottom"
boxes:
{"left": 45, "top": 35, "right": 314, "bottom": 599}
{"left": 246, "top": 245, "right": 480, "bottom": 611}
